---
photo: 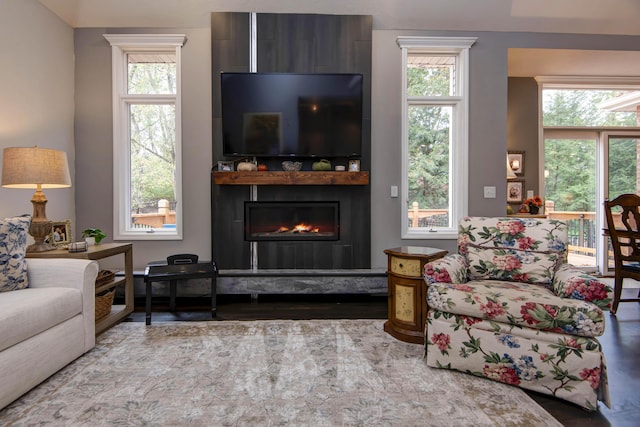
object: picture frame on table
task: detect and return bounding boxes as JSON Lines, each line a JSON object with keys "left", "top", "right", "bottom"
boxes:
{"left": 507, "top": 151, "right": 525, "bottom": 176}
{"left": 348, "top": 159, "right": 360, "bottom": 172}
{"left": 507, "top": 179, "right": 524, "bottom": 204}
{"left": 46, "top": 219, "right": 72, "bottom": 247}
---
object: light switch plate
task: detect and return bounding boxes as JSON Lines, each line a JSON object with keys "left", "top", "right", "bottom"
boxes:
{"left": 483, "top": 186, "right": 496, "bottom": 198}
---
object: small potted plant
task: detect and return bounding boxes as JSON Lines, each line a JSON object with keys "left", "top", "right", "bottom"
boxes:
{"left": 82, "top": 228, "right": 107, "bottom": 245}
{"left": 522, "top": 195, "right": 544, "bottom": 215}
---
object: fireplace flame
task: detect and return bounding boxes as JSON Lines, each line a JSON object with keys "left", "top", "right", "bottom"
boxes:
{"left": 274, "top": 223, "right": 320, "bottom": 234}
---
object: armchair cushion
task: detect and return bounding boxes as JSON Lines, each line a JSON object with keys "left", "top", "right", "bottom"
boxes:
{"left": 466, "top": 243, "right": 559, "bottom": 285}
{"left": 458, "top": 217, "right": 568, "bottom": 260}
{"left": 0, "top": 215, "right": 31, "bottom": 292}
{"left": 427, "top": 279, "right": 605, "bottom": 338}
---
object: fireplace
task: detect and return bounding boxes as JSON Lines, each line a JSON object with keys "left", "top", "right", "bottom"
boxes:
{"left": 245, "top": 201, "right": 339, "bottom": 241}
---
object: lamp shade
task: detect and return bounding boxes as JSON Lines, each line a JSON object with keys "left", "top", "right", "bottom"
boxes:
{"left": 2, "top": 146, "right": 71, "bottom": 189}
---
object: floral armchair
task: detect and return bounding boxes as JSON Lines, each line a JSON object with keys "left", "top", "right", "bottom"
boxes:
{"left": 423, "top": 217, "right": 612, "bottom": 411}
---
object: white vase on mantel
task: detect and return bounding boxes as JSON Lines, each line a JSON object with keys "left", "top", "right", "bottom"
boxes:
{"left": 85, "top": 237, "right": 96, "bottom": 246}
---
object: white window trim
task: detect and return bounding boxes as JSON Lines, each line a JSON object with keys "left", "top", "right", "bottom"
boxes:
{"left": 397, "top": 36, "right": 475, "bottom": 239}
{"left": 104, "top": 34, "right": 186, "bottom": 240}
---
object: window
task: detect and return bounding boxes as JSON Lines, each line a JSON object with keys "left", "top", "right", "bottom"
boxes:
{"left": 397, "top": 37, "right": 476, "bottom": 239}
{"left": 104, "top": 34, "right": 186, "bottom": 240}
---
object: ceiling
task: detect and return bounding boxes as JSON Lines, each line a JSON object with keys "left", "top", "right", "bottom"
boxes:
{"left": 38, "top": 0, "right": 640, "bottom": 35}
{"left": 37, "top": 0, "right": 640, "bottom": 78}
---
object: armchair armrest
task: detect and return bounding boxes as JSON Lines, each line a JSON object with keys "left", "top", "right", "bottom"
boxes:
{"left": 553, "top": 264, "right": 613, "bottom": 310}
{"left": 424, "top": 254, "right": 468, "bottom": 284}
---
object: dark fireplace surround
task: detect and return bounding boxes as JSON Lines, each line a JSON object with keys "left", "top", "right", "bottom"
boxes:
{"left": 211, "top": 12, "right": 372, "bottom": 271}
{"left": 212, "top": 184, "right": 370, "bottom": 270}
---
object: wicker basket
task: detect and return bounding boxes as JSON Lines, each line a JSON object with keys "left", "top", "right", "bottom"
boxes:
{"left": 95, "top": 289, "right": 115, "bottom": 321}
{"left": 95, "top": 270, "right": 115, "bottom": 287}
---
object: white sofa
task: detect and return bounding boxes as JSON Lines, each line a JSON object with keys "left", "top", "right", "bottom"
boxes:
{"left": 0, "top": 258, "right": 99, "bottom": 410}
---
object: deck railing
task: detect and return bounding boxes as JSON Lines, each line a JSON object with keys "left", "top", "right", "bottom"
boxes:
{"left": 407, "top": 205, "right": 609, "bottom": 266}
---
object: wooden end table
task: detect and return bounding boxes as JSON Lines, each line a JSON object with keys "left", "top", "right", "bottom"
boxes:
{"left": 383, "top": 246, "right": 448, "bottom": 344}
{"left": 26, "top": 243, "right": 134, "bottom": 335}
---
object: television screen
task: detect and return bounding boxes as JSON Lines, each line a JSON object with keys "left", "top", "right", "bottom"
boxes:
{"left": 221, "top": 73, "right": 363, "bottom": 158}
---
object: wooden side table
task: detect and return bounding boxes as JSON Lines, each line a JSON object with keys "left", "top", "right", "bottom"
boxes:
{"left": 26, "top": 243, "right": 134, "bottom": 335}
{"left": 383, "top": 246, "right": 448, "bottom": 344}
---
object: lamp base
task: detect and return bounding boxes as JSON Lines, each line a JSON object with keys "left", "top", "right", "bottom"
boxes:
{"left": 27, "top": 215, "right": 55, "bottom": 252}
{"left": 26, "top": 241, "right": 56, "bottom": 253}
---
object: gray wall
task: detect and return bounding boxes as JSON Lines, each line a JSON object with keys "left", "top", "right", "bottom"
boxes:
{"left": 507, "top": 77, "right": 540, "bottom": 207}
{"left": 6, "top": 2, "right": 640, "bottom": 270}
{"left": 0, "top": 1, "right": 76, "bottom": 233}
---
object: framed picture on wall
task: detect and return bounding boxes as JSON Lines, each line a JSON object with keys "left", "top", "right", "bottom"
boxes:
{"left": 507, "top": 179, "right": 524, "bottom": 204}
{"left": 508, "top": 151, "right": 525, "bottom": 176}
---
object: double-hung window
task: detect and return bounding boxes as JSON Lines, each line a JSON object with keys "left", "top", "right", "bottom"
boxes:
{"left": 104, "top": 34, "right": 186, "bottom": 240}
{"left": 397, "top": 37, "right": 475, "bottom": 239}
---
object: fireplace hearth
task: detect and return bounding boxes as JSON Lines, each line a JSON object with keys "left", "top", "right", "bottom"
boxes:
{"left": 245, "top": 201, "right": 339, "bottom": 241}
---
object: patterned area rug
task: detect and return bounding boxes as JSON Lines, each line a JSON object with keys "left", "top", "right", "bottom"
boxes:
{"left": 1, "top": 320, "right": 561, "bottom": 426}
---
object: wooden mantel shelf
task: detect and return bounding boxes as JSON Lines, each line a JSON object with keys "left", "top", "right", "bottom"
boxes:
{"left": 213, "top": 171, "right": 369, "bottom": 185}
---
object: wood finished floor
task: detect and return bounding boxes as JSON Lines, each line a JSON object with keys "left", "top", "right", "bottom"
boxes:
{"left": 125, "top": 292, "right": 640, "bottom": 427}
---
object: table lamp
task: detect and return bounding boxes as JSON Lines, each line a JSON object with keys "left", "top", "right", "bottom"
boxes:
{"left": 1, "top": 146, "right": 71, "bottom": 252}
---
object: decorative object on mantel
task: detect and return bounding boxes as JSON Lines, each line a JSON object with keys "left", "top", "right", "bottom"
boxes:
{"left": 349, "top": 159, "right": 360, "bottom": 172}
{"left": 335, "top": 165, "right": 346, "bottom": 171}
{"left": 217, "top": 160, "right": 234, "bottom": 171}
{"left": 522, "top": 195, "right": 544, "bottom": 214}
{"left": 282, "top": 161, "right": 302, "bottom": 171}
{"left": 237, "top": 160, "right": 257, "bottom": 171}
{"left": 1, "top": 146, "right": 72, "bottom": 252}
{"left": 312, "top": 159, "right": 332, "bottom": 171}
{"left": 82, "top": 228, "right": 107, "bottom": 245}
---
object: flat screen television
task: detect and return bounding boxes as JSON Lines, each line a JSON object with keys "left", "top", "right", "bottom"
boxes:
{"left": 221, "top": 72, "right": 363, "bottom": 158}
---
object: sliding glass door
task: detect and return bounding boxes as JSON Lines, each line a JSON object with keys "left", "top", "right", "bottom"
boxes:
{"left": 603, "top": 132, "right": 640, "bottom": 271}
{"left": 539, "top": 81, "right": 640, "bottom": 274}
{"left": 543, "top": 131, "right": 640, "bottom": 273}
{"left": 543, "top": 133, "right": 598, "bottom": 268}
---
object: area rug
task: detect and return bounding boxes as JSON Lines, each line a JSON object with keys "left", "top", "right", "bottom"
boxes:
{"left": 0, "top": 319, "right": 561, "bottom": 426}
